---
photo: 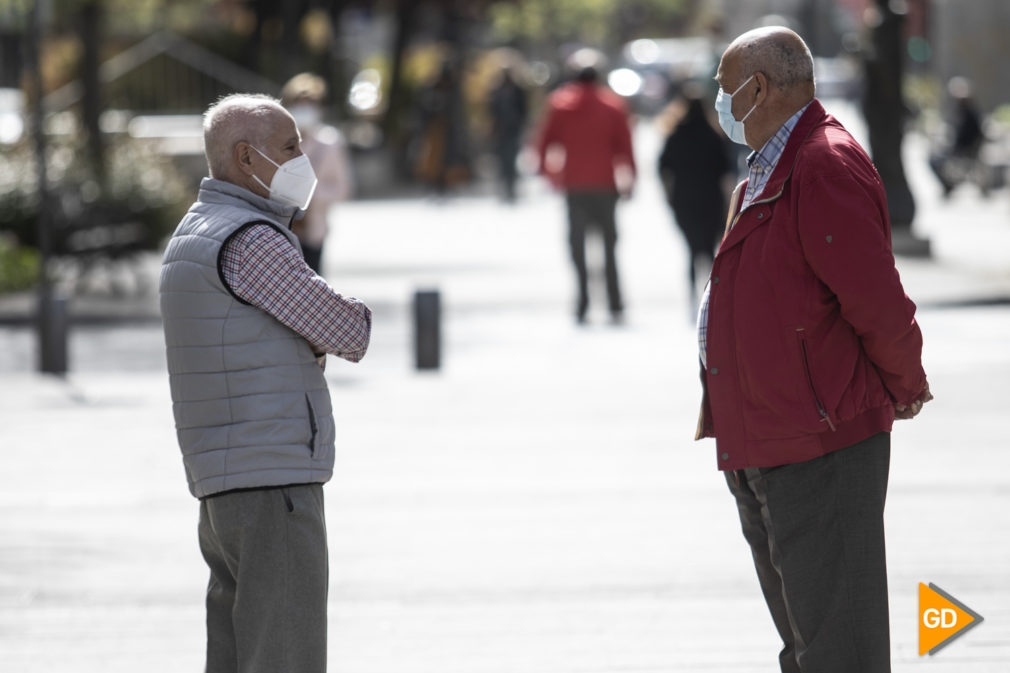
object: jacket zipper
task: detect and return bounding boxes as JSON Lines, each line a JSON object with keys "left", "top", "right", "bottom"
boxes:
{"left": 797, "top": 329, "right": 836, "bottom": 431}
{"left": 723, "top": 186, "right": 784, "bottom": 240}
{"left": 750, "top": 185, "right": 785, "bottom": 207}
{"left": 305, "top": 394, "right": 318, "bottom": 455}
{"left": 727, "top": 108, "right": 816, "bottom": 232}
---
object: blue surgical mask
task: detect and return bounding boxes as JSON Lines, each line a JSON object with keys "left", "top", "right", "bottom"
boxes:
{"left": 715, "top": 75, "right": 756, "bottom": 145}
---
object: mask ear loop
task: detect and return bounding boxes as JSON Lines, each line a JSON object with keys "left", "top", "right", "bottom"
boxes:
{"left": 251, "top": 174, "right": 271, "bottom": 192}
{"left": 248, "top": 145, "right": 280, "bottom": 193}
{"left": 250, "top": 145, "right": 281, "bottom": 169}
{"left": 740, "top": 102, "right": 757, "bottom": 123}
{"left": 735, "top": 75, "right": 758, "bottom": 123}
{"left": 730, "top": 74, "right": 755, "bottom": 97}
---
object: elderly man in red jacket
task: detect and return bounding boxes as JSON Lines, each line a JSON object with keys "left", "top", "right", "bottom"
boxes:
{"left": 696, "top": 27, "right": 932, "bottom": 673}
{"left": 536, "top": 49, "right": 636, "bottom": 324}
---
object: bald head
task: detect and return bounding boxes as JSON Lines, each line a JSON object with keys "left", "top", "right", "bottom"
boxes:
{"left": 726, "top": 27, "right": 814, "bottom": 98}
{"left": 203, "top": 94, "right": 291, "bottom": 181}
{"left": 715, "top": 27, "right": 816, "bottom": 150}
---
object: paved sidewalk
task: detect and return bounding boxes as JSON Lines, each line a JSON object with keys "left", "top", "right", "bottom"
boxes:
{"left": 1, "top": 108, "right": 1009, "bottom": 672}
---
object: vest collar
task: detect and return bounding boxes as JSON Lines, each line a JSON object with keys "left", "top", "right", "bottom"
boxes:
{"left": 197, "top": 177, "right": 300, "bottom": 226}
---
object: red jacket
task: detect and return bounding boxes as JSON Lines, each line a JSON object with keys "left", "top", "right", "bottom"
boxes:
{"left": 697, "top": 100, "right": 927, "bottom": 470}
{"left": 536, "top": 82, "right": 636, "bottom": 191}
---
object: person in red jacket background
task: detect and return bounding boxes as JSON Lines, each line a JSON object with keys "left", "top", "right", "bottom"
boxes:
{"left": 536, "top": 49, "right": 636, "bottom": 324}
{"left": 697, "top": 27, "right": 932, "bottom": 673}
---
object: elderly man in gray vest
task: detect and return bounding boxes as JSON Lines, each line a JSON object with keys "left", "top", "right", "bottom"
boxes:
{"left": 159, "top": 93, "right": 371, "bottom": 673}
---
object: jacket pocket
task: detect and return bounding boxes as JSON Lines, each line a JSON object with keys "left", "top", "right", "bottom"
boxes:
{"left": 797, "top": 329, "right": 836, "bottom": 431}
{"left": 304, "top": 393, "right": 319, "bottom": 455}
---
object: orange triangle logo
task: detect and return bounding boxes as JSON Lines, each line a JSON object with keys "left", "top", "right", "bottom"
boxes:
{"left": 919, "top": 583, "right": 984, "bottom": 655}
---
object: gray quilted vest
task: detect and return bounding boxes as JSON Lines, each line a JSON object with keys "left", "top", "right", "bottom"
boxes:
{"left": 159, "top": 178, "right": 335, "bottom": 498}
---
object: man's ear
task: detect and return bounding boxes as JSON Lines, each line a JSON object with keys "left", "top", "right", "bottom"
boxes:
{"left": 235, "top": 141, "right": 255, "bottom": 176}
{"left": 753, "top": 71, "right": 769, "bottom": 106}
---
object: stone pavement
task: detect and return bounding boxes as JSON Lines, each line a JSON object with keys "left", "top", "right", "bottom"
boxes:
{"left": 2, "top": 107, "right": 1010, "bottom": 672}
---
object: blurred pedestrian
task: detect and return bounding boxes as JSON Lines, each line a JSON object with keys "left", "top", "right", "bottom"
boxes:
{"left": 536, "top": 48, "right": 636, "bottom": 324}
{"left": 412, "top": 60, "right": 472, "bottom": 194}
{"left": 928, "top": 76, "right": 987, "bottom": 198}
{"left": 159, "top": 93, "right": 371, "bottom": 673}
{"left": 697, "top": 28, "right": 932, "bottom": 673}
{"left": 487, "top": 63, "right": 529, "bottom": 201}
{"left": 281, "top": 73, "right": 355, "bottom": 275}
{"left": 657, "top": 86, "right": 732, "bottom": 310}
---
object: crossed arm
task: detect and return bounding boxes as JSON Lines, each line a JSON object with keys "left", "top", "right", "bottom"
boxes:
{"left": 220, "top": 224, "right": 371, "bottom": 362}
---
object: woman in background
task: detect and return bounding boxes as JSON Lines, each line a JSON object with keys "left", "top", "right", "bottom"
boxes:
{"left": 658, "top": 85, "right": 733, "bottom": 311}
{"left": 282, "top": 73, "right": 355, "bottom": 275}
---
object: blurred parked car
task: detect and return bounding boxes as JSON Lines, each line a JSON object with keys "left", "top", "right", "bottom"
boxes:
{"left": 609, "top": 37, "right": 718, "bottom": 115}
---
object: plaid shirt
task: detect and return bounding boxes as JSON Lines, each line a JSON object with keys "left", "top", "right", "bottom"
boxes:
{"left": 697, "top": 104, "right": 810, "bottom": 366}
{"left": 220, "top": 224, "right": 371, "bottom": 362}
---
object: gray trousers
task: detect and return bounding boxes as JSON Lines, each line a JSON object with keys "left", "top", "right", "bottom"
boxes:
{"left": 726, "top": 433, "right": 891, "bottom": 673}
{"left": 565, "top": 191, "right": 623, "bottom": 316}
{"left": 198, "top": 483, "right": 328, "bottom": 673}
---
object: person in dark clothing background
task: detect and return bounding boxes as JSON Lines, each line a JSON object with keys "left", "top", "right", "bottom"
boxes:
{"left": 412, "top": 60, "right": 472, "bottom": 194}
{"left": 487, "top": 64, "right": 529, "bottom": 202}
{"left": 928, "top": 76, "right": 987, "bottom": 198}
{"left": 658, "top": 87, "right": 733, "bottom": 310}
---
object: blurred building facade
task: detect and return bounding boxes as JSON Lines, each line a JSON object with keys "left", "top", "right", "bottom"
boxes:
{"left": 709, "top": 0, "right": 863, "bottom": 55}
{"left": 710, "top": 0, "right": 1007, "bottom": 115}
{"left": 929, "top": 0, "right": 1010, "bottom": 115}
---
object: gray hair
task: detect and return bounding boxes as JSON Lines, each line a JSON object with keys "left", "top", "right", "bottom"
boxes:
{"left": 734, "top": 28, "right": 814, "bottom": 91}
{"left": 202, "top": 93, "right": 286, "bottom": 179}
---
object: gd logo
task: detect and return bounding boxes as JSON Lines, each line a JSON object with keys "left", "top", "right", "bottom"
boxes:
{"left": 922, "top": 607, "right": 956, "bottom": 629}
{"left": 918, "top": 583, "right": 984, "bottom": 656}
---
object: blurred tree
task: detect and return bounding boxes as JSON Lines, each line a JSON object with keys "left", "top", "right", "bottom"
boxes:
{"left": 861, "top": 0, "right": 920, "bottom": 248}
{"left": 242, "top": 0, "right": 308, "bottom": 82}
{"left": 383, "top": 0, "right": 418, "bottom": 145}
{"left": 379, "top": 0, "right": 505, "bottom": 175}
{"left": 46, "top": 0, "right": 213, "bottom": 179}
{"left": 487, "top": 0, "right": 693, "bottom": 50}
{"left": 0, "top": 1, "right": 28, "bottom": 88}
{"left": 79, "top": 0, "right": 104, "bottom": 185}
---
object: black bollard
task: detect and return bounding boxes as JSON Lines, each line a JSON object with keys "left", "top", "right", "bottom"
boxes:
{"left": 37, "top": 293, "right": 68, "bottom": 375}
{"left": 413, "top": 289, "right": 441, "bottom": 370}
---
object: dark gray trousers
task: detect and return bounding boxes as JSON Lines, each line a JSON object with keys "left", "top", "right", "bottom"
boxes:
{"left": 198, "top": 483, "right": 329, "bottom": 673}
{"left": 565, "top": 191, "right": 623, "bottom": 316}
{"left": 726, "top": 433, "right": 891, "bottom": 673}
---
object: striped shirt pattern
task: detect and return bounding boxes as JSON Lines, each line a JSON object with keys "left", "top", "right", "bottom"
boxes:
{"left": 220, "top": 224, "right": 371, "bottom": 362}
{"left": 697, "top": 103, "right": 810, "bottom": 366}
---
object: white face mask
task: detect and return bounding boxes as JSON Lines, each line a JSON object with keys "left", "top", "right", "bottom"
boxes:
{"left": 289, "top": 104, "right": 323, "bottom": 130}
{"left": 715, "top": 74, "right": 756, "bottom": 145}
{"left": 251, "top": 145, "right": 318, "bottom": 210}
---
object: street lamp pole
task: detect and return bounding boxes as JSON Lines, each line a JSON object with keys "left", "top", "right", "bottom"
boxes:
{"left": 27, "top": 0, "right": 68, "bottom": 374}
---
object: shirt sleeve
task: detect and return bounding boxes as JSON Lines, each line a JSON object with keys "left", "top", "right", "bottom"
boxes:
{"left": 220, "top": 224, "right": 371, "bottom": 362}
